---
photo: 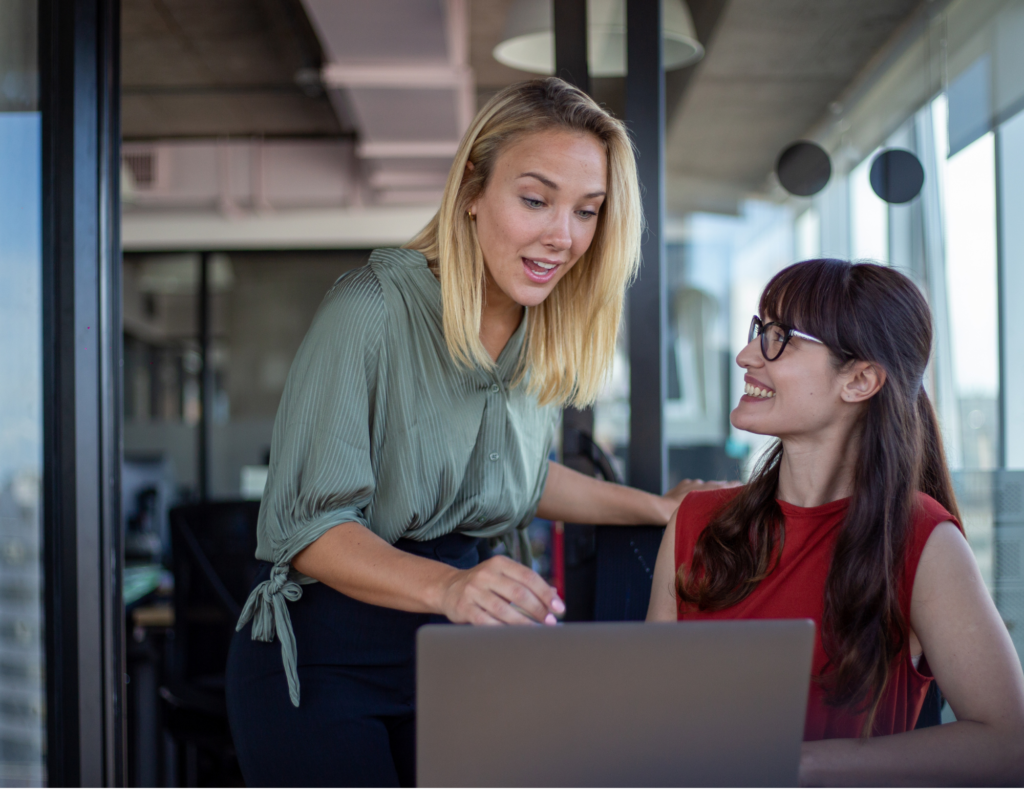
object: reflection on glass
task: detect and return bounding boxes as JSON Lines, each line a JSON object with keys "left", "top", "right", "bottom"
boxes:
{"left": 0, "top": 0, "right": 45, "bottom": 784}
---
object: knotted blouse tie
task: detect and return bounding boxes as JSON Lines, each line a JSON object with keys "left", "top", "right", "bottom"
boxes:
{"left": 237, "top": 561, "right": 304, "bottom": 706}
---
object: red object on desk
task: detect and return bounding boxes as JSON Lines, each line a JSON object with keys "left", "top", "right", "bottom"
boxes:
{"left": 552, "top": 521, "right": 565, "bottom": 599}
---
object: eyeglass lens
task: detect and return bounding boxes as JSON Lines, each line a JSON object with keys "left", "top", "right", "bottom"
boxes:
{"left": 749, "top": 316, "right": 787, "bottom": 361}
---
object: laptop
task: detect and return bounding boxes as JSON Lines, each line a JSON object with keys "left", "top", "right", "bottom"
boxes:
{"left": 416, "top": 620, "right": 814, "bottom": 787}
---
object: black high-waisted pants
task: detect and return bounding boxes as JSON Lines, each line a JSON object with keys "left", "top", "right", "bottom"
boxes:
{"left": 225, "top": 532, "right": 481, "bottom": 787}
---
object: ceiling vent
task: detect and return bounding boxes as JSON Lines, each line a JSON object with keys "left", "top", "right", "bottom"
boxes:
{"left": 122, "top": 146, "right": 168, "bottom": 193}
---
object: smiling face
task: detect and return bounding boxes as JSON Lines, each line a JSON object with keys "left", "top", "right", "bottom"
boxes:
{"left": 468, "top": 128, "right": 608, "bottom": 310}
{"left": 731, "top": 316, "right": 860, "bottom": 442}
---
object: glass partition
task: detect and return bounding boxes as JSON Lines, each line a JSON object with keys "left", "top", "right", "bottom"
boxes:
{"left": 121, "top": 250, "right": 370, "bottom": 544}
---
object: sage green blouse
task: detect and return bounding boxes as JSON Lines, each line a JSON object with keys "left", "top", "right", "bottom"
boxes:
{"left": 236, "top": 248, "right": 559, "bottom": 706}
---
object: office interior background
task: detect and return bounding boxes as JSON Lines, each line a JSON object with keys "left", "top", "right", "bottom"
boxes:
{"left": 2, "top": 0, "right": 1024, "bottom": 785}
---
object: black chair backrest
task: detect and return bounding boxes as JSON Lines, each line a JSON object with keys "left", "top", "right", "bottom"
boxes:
{"left": 564, "top": 429, "right": 662, "bottom": 623}
{"left": 167, "top": 501, "right": 261, "bottom": 688}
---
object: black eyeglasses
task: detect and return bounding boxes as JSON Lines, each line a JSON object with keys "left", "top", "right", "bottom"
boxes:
{"left": 748, "top": 315, "right": 826, "bottom": 361}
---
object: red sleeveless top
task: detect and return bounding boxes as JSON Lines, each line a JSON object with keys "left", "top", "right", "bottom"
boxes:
{"left": 674, "top": 488, "right": 961, "bottom": 740}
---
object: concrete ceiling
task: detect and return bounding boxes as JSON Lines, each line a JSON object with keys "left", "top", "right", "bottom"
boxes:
{"left": 468, "top": 0, "right": 730, "bottom": 126}
{"left": 122, "top": 0, "right": 926, "bottom": 215}
{"left": 301, "top": 0, "right": 473, "bottom": 204}
{"left": 666, "top": 0, "right": 923, "bottom": 213}
{"left": 121, "top": 0, "right": 343, "bottom": 139}
{"left": 467, "top": 0, "right": 924, "bottom": 215}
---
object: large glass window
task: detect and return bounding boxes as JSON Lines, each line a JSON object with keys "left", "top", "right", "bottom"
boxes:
{"left": 1001, "top": 107, "right": 1024, "bottom": 469}
{"left": 932, "top": 100, "right": 1001, "bottom": 472}
{"left": 0, "top": 0, "right": 45, "bottom": 784}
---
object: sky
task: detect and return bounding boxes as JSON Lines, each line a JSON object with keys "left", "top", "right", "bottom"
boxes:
{"left": 0, "top": 112, "right": 42, "bottom": 491}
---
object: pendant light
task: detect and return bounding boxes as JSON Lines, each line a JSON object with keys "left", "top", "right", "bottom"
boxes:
{"left": 493, "top": 0, "right": 704, "bottom": 77}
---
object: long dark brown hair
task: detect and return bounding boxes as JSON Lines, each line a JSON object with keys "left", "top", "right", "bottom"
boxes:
{"left": 677, "top": 259, "right": 960, "bottom": 733}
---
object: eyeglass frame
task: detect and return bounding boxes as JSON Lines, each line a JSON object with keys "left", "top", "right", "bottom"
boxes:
{"left": 748, "top": 315, "right": 827, "bottom": 361}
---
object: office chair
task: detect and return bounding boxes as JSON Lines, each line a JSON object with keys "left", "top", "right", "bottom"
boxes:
{"left": 564, "top": 429, "right": 660, "bottom": 623}
{"left": 556, "top": 426, "right": 662, "bottom": 623}
{"left": 164, "top": 501, "right": 261, "bottom": 786}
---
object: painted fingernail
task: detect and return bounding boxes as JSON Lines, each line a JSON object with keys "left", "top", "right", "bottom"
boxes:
{"left": 545, "top": 613, "right": 557, "bottom": 625}
{"left": 552, "top": 597, "right": 565, "bottom": 614}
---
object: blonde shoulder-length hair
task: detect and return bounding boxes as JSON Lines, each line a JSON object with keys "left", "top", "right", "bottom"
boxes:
{"left": 405, "top": 77, "right": 642, "bottom": 408}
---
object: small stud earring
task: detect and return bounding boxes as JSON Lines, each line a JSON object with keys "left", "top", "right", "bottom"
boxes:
{"left": 468, "top": 210, "right": 475, "bottom": 220}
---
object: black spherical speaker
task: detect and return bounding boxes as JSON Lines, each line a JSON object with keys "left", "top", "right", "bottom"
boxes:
{"left": 869, "top": 148, "right": 925, "bottom": 204}
{"left": 776, "top": 141, "right": 832, "bottom": 197}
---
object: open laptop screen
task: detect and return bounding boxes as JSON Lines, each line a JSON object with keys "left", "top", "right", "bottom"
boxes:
{"left": 417, "top": 619, "right": 814, "bottom": 787}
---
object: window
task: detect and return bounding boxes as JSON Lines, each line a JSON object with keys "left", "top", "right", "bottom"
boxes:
{"left": 0, "top": 0, "right": 45, "bottom": 783}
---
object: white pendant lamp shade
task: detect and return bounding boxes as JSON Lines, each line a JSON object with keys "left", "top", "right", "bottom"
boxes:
{"left": 493, "top": 0, "right": 704, "bottom": 78}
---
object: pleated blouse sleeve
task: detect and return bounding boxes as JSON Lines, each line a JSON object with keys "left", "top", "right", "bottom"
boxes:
{"left": 235, "top": 266, "right": 386, "bottom": 707}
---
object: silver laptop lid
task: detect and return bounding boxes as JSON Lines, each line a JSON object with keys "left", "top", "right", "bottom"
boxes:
{"left": 417, "top": 619, "right": 814, "bottom": 787}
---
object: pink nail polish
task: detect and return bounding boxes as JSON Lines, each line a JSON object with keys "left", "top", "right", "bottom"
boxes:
{"left": 544, "top": 613, "right": 557, "bottom": 625}
{"left": 552, "top": 598, "right": 566, "bottom": 614}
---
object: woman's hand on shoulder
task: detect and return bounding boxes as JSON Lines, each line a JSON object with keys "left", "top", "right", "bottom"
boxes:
{"left": 439, "top": 556, "right": 565, "bottom": 626}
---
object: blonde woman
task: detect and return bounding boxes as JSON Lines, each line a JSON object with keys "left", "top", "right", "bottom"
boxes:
{"left": 225, "top": 78, "right": 721, "bottom": 786}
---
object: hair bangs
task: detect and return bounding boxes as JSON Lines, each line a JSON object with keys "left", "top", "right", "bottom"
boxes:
{"left": 759, "top": 259, "right": 856, "bottom": 364}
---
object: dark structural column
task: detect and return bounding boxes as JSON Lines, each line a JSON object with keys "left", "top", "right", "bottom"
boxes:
{"left": 554, "top": 0, "right": 601, "bottom": 621}
{"left": 594, "top": 0, "right": 667, "bottom": 621}
{"left": 626, "top": 0, "right": 667, "bottom": 495}
{"left": 554, "top": 0, "right": 590, "bottom": 94}
{"left": 40, "top": 0, "right": 125, "bottom": 783}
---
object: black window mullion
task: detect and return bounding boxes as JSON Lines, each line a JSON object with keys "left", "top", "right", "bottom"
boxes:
{"left": 99, "top": 0, "right": 125, "bottom": 782}
{"left": 40, "top": 0, "right": 123, "bottom": 785}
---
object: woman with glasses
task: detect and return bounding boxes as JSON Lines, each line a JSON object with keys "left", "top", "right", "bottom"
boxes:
{"left": 648, "top": 259, "right": 1024, "bottom": 784}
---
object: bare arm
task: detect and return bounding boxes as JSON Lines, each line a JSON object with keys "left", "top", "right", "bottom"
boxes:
{"left": 646, "top": 506, "right": 680, "bottom": 621}
{"left": 536, "top": 461, "right": 731, "bottom": 526}
{"left": 292, "top": 521, "right": 564, "bottom": 626}
{"left": 800, "top": 522, "right": 1024, "bottom": 786}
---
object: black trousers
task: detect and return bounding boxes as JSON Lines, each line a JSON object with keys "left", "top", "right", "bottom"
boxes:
{"left": 225, "top": 533, "right": 482, "bottom": 787}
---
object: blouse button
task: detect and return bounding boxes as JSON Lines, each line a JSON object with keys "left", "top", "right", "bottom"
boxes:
{"left": 490, "top": 384, "right": 500, "bottom": 393}
{"left": 489, "top": 452, "right": 500, "bottom": 462}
